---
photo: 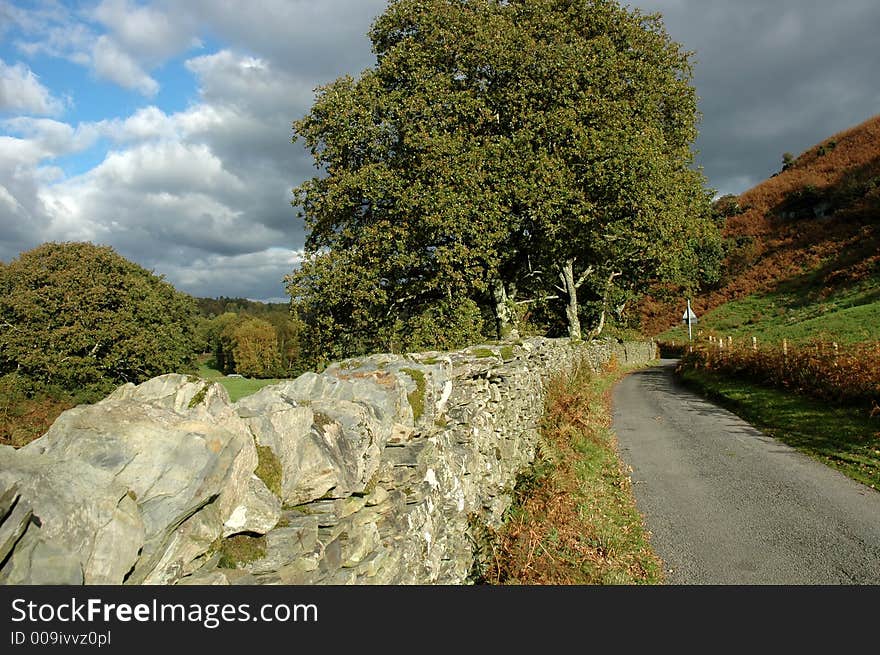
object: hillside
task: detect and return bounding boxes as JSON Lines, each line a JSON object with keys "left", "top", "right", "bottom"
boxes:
{"left": 644, "top": 114, "right": 880, "bottom": 343}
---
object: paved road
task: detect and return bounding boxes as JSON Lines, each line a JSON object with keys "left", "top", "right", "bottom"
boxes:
{"left": 612, "top": 359, "right": 880, "bottom": 584}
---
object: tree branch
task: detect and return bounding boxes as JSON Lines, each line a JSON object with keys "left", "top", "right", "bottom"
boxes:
{"left": 515, "top": 295, "right": 560, "bottom": 306}
{"left": 574, "top": 265, "right": 595, "bottom": 290}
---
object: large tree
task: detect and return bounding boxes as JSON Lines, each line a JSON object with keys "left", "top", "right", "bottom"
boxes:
{"left": 0, "top": 242, "right": 199, "bottom": 393}
{"left": 289, "top": 0, "right": 719, "bottom": 347}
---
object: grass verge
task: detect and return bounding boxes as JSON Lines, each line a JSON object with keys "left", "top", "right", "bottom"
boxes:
{"left": 486, "top": 357, "right": 664, "bottom": 585}
{"left": 677, "top": 367, "right": 880, "bottom": 490}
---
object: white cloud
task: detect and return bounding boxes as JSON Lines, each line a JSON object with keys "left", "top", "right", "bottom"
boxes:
{"left": 0, "top": 59, "right": 64, "bottom": 115}
{"left": 92, "top": 35, "right": 160, "bottom": 97}
{"left": 158, "top": 248, "right": 303, "bottom": 300}
{"left": 89, "top": 141, "right": 245, "bottom": 196}
{"left": 2, "top": 117, "right": 101, "bottom": 156}
{"left": 92, "top": 0, "right": 200, "bottom": 61}
{"left": 106, "top": 105, "right": 178, "bottom": 141}
{"left": 0, "top": 184, "right": 22, "bottom": 212}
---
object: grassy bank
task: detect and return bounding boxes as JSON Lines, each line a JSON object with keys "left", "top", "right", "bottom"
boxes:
{"left": 677, "top": 367, "right": 880, "bottom": 491}
{"left": 486, "top": 357, "right": 663, "bottom": 585}
{"left": 657, "top": 268, "right": 880, "bottom": 346}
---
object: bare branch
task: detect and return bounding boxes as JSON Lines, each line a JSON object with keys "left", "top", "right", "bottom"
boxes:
{"left": 574, "top": 264, "right": 595, "bottom": 289}
{"left": 515, "top": 295, "right": 560, "bottom": 306}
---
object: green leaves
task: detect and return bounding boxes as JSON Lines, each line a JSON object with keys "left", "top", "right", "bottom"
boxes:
{"left": 290, "top": 0, "right": 719, "bottom": 351}
{"left": 0, "top": 242, "right": 199, "bottom": 393}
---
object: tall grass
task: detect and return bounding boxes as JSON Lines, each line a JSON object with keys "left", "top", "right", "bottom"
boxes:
{"left": 485, "top": 357, "right": 663, "bottom": 585}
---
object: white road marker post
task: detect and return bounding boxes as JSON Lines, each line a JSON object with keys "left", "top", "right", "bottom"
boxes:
{"left": 682, "top": 299, "right": 698, "bottom": 343}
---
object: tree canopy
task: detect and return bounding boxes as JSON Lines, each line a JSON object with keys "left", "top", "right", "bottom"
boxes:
{"left": 288, "top": 0, "right": 721, "bottom": 355}
{"left": 0, "top": 242, "right": 199, "bottom": 393}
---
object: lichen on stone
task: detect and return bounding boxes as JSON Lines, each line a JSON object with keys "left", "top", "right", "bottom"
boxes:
{"left": 214, "top": 534, "right": 267, "bottom": 569}
{"left": 400, "top": 368, "right": 427, "bottom": 422}
{"left": 187, "top": 384, "right": 208, "bottom": 408}
{"left": 253, "top": 441, "right": 282, "bottom": 497}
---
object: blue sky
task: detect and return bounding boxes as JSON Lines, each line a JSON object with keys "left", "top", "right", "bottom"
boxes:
{"left": 1, "top": 0, "right": 879, "bottom": 301}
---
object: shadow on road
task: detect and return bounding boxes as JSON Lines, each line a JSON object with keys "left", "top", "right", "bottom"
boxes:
{"left": 626, "top": 360, "right": 800, "bottom": 455}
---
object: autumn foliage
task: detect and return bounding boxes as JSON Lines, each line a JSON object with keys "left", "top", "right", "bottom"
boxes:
{"left": 641, "top": 114, "right": 880, "bottom": 336}
{"left": 677, "top": 339, "right": 880, "bottom": 415}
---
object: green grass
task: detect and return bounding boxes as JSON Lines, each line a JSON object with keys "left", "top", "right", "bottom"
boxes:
{"left": 197, "top": 362, "right": 284, "bottom": 402}
{"left": 489, "top": 359, "right": 664, "bottom": 585}
{"left": 470, "top": 347, "right": 499, "bottom": 359}
{"left": 678, "top": 368, "right": 880, "bottom": 491}
{"left": 658, "top": 268, "right": 880, "bottom": 346}
{"left": 214, "top": 534, "right": 267, "bottom": 569}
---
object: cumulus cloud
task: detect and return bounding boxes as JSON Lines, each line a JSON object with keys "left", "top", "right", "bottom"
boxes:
{"left": 2, "top": 117, "right": 101, "bottom": 156}
{"left": 0, "top": 59, "right": 64, "bottom": 115}
{"left": 91, "top": 35, "right": 160, "bottom": 96}
{"left": 92, "top": 0, "right": 200, "bottom": 61}
{"left": 0, "top": 45, "right": 315, "bottom": 298}
{"left": 158, "top": 248, "right": 303, "bottom": 300}
{"left": 178, "top": 0, "right": 386, "bottom": 82}
{"left": 5, "top": 0, "right": 200, "bottom": 98}
{"left": 3, "top": 0, "right": 879, "bottom": 300}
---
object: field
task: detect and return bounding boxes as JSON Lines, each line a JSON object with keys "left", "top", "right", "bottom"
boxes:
{"left": 196, "top": 360, "right": 286, "bottom": 402}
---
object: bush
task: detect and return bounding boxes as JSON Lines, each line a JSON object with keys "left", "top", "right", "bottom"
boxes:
{"left": 677, "top": 340, "right": 880, "bottom": 414}
{"left": 393, "top": 298, "right": 485, "bottom": 352}
{"left": 0, "top": 242, "right": 199, "bottom": 394}
{"left": 229, "top": 317, "right": 282, "bottom": 378}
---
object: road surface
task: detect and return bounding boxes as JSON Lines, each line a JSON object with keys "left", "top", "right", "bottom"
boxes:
{"left": 612, "top": 359, "right": 880, "bottom": 584}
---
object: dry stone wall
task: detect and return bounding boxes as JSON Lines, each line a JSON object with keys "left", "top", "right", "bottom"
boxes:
{"left": 0, "top": 337, "right": 656, "bottom": 585}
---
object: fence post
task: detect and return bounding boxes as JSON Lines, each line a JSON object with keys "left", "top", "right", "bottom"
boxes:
{"left": 752, "top": 336, "right": 757, "bottom": 352}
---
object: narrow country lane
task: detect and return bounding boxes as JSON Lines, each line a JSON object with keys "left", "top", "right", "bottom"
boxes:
{"left": 612, "top": 360, "right": 880, "bottom": 584}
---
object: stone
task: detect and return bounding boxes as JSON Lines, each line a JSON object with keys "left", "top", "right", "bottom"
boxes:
{"left": 236, "top": 387, "right": 393, "bottom": 505}
{"left": 223, "top": 475, "right": 281, "bottom": 537}
{"left": 0, "top": 446, "right": 144, "bottom": 585}
{"left": 176, "top": 569, "right": 231, "bottom": 585}
{"left": 243, "top": 522, "right": 319, "bottom": 574}
{"left": 0, "top": 338, "right": 657, "bottom": 587}
{"left": 13, "top": 374, "right": 259, "bottom": 585}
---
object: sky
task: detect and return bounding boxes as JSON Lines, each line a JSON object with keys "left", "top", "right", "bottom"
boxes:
{"left": 1, "top": 1, "right": 878, "bottom": 302}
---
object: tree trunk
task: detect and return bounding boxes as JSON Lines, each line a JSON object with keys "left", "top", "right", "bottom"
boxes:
{"left": 588, "top": 271, "right": 622, "bottom": 340}
{"left": 492, "top": 279, "right": 519, "bottom": 340}
{"left": 592, "top": 308, "right": 608, "bottom": 339}
{"left": 560, "top": 258, "right": 581, "bottom": 340}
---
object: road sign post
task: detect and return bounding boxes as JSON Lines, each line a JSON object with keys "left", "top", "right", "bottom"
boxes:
{"left": 682, "top": 299, "right": 698, "bottom": 342}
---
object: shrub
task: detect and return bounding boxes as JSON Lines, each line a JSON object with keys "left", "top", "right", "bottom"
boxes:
{"left": 677, "top": 340, "right": 880, "bottom": 414}
{"left": 0, "top": 242, "right": 198, "bottom": 394}
{"left": 394, "top": 298, "right": 485, "bottom": 353}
